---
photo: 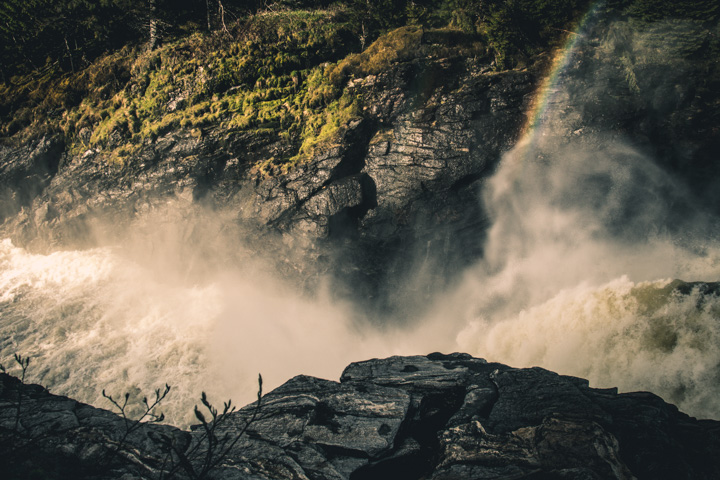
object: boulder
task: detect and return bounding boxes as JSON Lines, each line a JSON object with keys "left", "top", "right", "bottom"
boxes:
{"left": 3, "top": 353, "right": 718, "bottom": 479}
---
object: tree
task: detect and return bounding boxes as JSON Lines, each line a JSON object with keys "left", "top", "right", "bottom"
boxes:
{"left": 149, "top": 0, "right": 160, "bottom": 49}
{"left": 0, "top": 0, "right": 146, "bottom": 79}
{"left": 153, "top": 377, "right": 264, "bottom": 480}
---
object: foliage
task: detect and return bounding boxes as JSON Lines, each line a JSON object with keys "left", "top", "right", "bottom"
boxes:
{"left": 153, "top": 377, "right": 263, "bottom": 480}
{"left": 3, "top": 6, "right": 478, "bottom": 171}
{"left": 3, "top": 0, "right": 712, "bottom": 85}
{"left": 0, "top": 46, "right": 134, "bottom": 139}
{"left": 477, "top": 0, "right": 594, "bottom": 68}
{"left": 0, "top": 0, "right": 276, "bottom": 79}
{"left": 339, "top": 0, "right": 594, "bottom": 69}
{"left": 0, "top": 1, "right": 582, "bottom": 170}
{"left": 102, "top": 383, "right": 171, "bottom": 465}
{"left": 436, "top": 0, "right": 487, "bottom": 33}
{"left": 328, "top": 26, "right": 424, "bottom": 83}
{"left": 2, "top": 0, "right": 717, "bottom": 172}
{"left": 0, "top": 0, "right": 143, "bottom": 79}
{"left": 1, "top": 8, "right": 358, "bottom": 160}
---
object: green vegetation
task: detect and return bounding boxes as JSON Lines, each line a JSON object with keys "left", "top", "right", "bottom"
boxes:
{"left": 2, "top": 0, "right": 715, "bottom": 174}
{"left": 0, "top": 0, "right": 286, "bottom": 80}
{"left": 1, "top": 354, "right": 263, "bottom": 479}
{"left": 1, "top": 8, "right": 360, "bottom": 166}
{"left": 0, "top": 6, "right": 490, "bottom": 172}
{"left": 328, "top": 25, "right": 424, "bottom": 82}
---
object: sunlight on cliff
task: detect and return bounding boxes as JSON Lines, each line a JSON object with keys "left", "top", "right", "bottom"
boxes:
{"left": 1, "top": 15, "right": 719, "bottom": 426}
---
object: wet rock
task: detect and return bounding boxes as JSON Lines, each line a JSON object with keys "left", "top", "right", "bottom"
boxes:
{"left": 2, "top": 353, "right": 719, "bottom": 479}
{"left": 0, "top": 135, "right": 64, "bottom": 223}
{"left": 0, "top": 56, "right": 532, "bottom": 309}
{"left": 0, "top": 372, "right": 188, "bottom": 480}
{"left": 1, "top": 23, "right": 719, "bottom": 313}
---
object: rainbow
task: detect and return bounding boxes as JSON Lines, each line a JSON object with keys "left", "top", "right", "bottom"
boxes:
{"left": 520, "top": 1, "right": 605, "bottom": 142}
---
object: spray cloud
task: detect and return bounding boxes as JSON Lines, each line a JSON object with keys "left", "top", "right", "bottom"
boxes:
{"left": 1, "top": 12, "right": 720, "bottom": 424}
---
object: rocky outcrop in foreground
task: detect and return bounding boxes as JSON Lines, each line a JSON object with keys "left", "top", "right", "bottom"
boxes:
{"left": 2, "top": 353, "right": 719, "bottom": 479}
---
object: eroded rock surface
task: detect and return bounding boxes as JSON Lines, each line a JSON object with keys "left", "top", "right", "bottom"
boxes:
{"left": 0, "top": 372, "right": 188, "bottom": 479}
{"left": 2, "top": 353, "right": 719, "bottom": 479}
{"left": 2, "top": 19, "right": 719, "bottom": 313}
{"left": 0, "top": 54, "right": 534, "bottom": 312}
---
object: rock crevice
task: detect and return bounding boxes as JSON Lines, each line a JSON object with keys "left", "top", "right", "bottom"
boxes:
{"left": 3, "top": 353, "right": 718, "bottom": 479}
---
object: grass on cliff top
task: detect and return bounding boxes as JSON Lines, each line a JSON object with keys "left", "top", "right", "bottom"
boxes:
{"left": 0, "top": 1, "right": 601, "bottom": 171}
{"left": 14, "top": 1, "right": 695, "bottom": 173}
{"left": 0, "top": 9, "right": 357, "bottom": 162}
{"left": 0, "top": 10, "right": 487, "bottom": 174}
{"left": 3, "top": 0, "right": 717, "bottom": 167}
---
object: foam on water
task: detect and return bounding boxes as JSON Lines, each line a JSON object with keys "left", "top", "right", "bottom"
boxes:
{"left": 2, "top": 6, "right": 720, "bottom": 424}
{"left": 0, "top": 237, "right": 412, "bottom": 426}
{"left": 457, "top": 277, "right": 720, "bottom": 418}
{"left": 0, "top": 239, "right": 222, "bottom": 424}
{"left": 2, "top": 227, "right": 719, "bottom": 423}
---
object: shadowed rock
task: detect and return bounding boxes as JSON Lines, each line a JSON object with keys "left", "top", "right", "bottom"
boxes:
{"left": 2, "top": 353, "right": 719, "bottom": 479}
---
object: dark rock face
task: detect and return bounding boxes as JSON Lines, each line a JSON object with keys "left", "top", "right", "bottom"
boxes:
{"left": 218, "top": 58, "right": 534, "bottom": 308}
{"left": 0, "top": 57, "right": 534, "bottom": 311}
{"left": 0, "top": 135, "right": 64, "bottom": 224}
{"left": 0, "top": 371, "right": 188, "bottom": 479}
{"left": 3, "top": 354, "right": 719, "bottom": 479}
{"left": 0, "top": 21, "right": 719, "bottom": 311}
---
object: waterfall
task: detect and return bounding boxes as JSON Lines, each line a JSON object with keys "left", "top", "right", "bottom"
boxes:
{"left": 2, "top": 11, "right": 719, "bottom": 424}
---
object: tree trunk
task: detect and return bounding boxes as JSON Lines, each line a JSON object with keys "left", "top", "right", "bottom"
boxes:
{"left": 206, "top": 0, "right": 212, "bottom": 31}
{"left": 218, "top": 1, "right": 230, "bottom": 36}
{"left": 64, "top": 35, "right": 75, "bottom": 73}
{"left": 360, "top": 21, "right": 367, "bottom": 50}
{"left": 149, "top": 0, "right": 159, "bottom": 50}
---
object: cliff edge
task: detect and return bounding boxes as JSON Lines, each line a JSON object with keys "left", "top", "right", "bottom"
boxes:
{"left": 2, "top": 353, "right": 719, "bottom": 479}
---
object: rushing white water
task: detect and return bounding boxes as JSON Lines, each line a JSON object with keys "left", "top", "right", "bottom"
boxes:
{"left": 420, "top": 135, "right": 720, "bottom": 420}
{"left": 441, "top": 17, "right": 720, "bottom": 419}
{"left": 2, "top": 18, "right": 719, "bottom": 424}
{"left": 0, "top": 233, "right": 433, "bottom": 426}
{"left": 456, "top": 277, "right": 720, "bottom": 418}
{"left": 2, "top": 194, "right": 719, "bottom": 424}
{"left": 0, "top": 238, "right": 221, "bottom": 424}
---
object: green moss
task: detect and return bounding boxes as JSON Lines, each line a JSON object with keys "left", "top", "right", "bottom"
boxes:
{"left": 1, "top": 8, "right": 357, "bottom": 157}
{"left": 75, "top": 19, "right": 482, "bottom": 174}
{"left": 296, "top": 92, "right": 362, "bottom": 156}
{"left": 327, "top": 26, "right": 424, "bottom": 86}
{"left": 6, "top": 1, "right": 712, "bottom": 171}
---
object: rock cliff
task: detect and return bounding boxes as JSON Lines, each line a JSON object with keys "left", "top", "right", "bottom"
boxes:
{"left": 1, "top": 15, "right": 719, "bottom": 314}
{"left": 2, "top": 5, "right": 720, "bottom": 480}
{"left": 0, "top": 49, "right": 537, "bottom": 315}
{"left": 2, "top": 353, "right": 719, "bottom": 479}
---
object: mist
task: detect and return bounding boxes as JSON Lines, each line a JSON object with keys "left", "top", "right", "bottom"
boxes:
{"left": 435, "top": 16, "right": 720, "bottom": 419}
{"left": 0, "top": 204, "right": 448, "bottom": 426}
{"left": 440, "top": 134, "right": 720, "bottom": 419}
{"left": 2, "top": 16, "right": 720, "bottom": 424}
